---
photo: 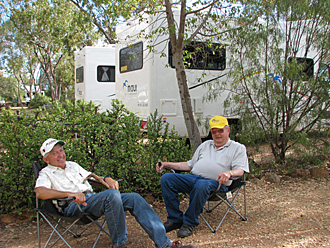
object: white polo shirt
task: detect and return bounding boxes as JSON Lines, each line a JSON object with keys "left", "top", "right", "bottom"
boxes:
{"left": 35, "top": 161, "right": 93, "bottom": 193}
{"left": 188, "top": 139, "right": 249, "bottom": 185}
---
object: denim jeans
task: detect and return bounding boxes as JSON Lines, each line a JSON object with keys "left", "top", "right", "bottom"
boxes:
{"left": 64, "top": 189, "right": 171, "bottom": 248}
{"left": 160, "top": 173, "right": 228, "bottom": 226}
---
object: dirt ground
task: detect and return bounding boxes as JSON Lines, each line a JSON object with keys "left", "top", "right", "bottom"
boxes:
{"left": 1, "top": 176, "right": 330, "bottom": 248}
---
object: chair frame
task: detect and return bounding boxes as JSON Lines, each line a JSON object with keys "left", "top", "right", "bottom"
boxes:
{"left": 200, "top": 174, "right": 247, "bottom": 233}
{"left": 33, "top": 162, "right": 111, "bottom": 248}
{"left": 164, "top": 169, "right": 247, "bottom": 233}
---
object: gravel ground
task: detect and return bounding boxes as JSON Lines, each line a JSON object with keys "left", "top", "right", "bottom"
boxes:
{"left": 1, "top": 176, "right": 330, "bottom": 248}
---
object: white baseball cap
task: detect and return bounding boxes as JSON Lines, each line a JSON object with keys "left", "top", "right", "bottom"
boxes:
{"left": 40, "top": 138, "right": 65, "bottom": 157}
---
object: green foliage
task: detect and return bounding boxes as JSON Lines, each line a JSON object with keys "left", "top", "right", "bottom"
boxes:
{"left": 0, "top": 73, "right": 17, "bottom": 102}
{"left": 224, "top": 0, "right": 330, "bottom": 164}
{"left": 2, "top": 0, "right": 99, "bottom": 103}
{"left": 0, "top": 100, "right": 191, "bottom": 214}
{"left": 28, "top": 94, "right": 52, "bottom": 108}
{"left": 287, "top": 129, "right": 330, "bottom": 169}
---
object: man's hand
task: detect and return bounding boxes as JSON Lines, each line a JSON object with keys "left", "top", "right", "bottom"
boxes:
{"left": 216, "top": 171, "right": 231, "bottom": 185}
{"left": 156, "top": 161, "right": 165, "bottom": 173}
{"left": 104, "top": 177, "right": 119, "bottom": 191}
{"left": 70, "top": 192, "right": 87, "bottom": 206}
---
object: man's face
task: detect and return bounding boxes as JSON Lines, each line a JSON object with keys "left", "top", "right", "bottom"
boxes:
{"left": 43, "top": 144, "right": 66, "bottom": 169}
{"left": 211, "top": 126, "right": 230, "bottom": 146}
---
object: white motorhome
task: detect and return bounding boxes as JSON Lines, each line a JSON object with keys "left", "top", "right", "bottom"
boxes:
{"left": 74, "top": 46, "right": 116, "bottom": 112}
{"left": 115, "top": 12, "right": 238, "bottom": 138}
{"left": 115, "top": 12, "right": 329, "bottom": 137}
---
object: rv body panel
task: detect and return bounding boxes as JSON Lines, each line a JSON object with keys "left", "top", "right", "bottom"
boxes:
{"left": 74, "top": 46, "right": 116, "bottom": 112}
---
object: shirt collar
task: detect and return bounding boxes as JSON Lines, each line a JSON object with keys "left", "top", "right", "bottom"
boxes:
{"left": 47, "top": 163, "right": 67, "bottom": 171}
{"left": 212, "top": 139, "right": 232, "bottom": 149}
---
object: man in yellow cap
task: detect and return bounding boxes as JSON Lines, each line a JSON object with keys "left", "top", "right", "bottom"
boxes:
{"left": 156, "top": 116, "right": 249, "bottom": 238}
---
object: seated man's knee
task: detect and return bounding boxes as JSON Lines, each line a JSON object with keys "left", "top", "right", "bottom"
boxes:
{"left": 160, "top": 173, "right": 175, "bottom": 186}
{"left": 104, "top": 188, "right": 121, "bottom": 202}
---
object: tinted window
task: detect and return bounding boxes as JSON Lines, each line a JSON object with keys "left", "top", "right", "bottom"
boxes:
{"left": 120, "top": 42, "right": 143, "bottom": 73}
{"left": 76, "top": 66, "right": 83, "bottom": 83}
{"left": 288, "top": 57, "right": 314, "bottom": 79}
{"left": 97, "top": 65, "right": 115, "bottom": 82}
{"left": 169, "top": 42, "right": 226, "bottom": 70}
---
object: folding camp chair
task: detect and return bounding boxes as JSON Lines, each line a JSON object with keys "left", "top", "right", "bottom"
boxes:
{"left": 163, "top": 168, "right": 247, "bottom": 233}
{"left": 200, "top": 174, "right": 247, "bottom": 233}
{"left": 33, "top": 162, "right": 111, "bottom": 248}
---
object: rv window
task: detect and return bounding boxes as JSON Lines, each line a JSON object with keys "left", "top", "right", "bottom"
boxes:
{"left": 76, "top": 66, "right": 84, "bottom": 83}
{"left": 169, "top": 42, "right": 226, "bottom": 70}
{"left": 97, "top": 65, "right": 115, "bottom": 82}
{"left": 120, "top": 42, "right": 143, "bottom": 73}
{"left": 288, "top": 57, "right": 314, "bottom": 79}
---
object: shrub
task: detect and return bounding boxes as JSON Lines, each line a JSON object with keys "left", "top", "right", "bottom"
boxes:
{"left": 0, "top": 99, "right": 192, "bottom": 214}
{"left": 28, "top": 94, "right": 52, "bottom": 108}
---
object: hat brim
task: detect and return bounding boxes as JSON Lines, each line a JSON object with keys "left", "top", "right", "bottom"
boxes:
{"left": 209, "top": 125, "right": 228, "bottom": 131}
{"left": 43, "top": 140, "right": 65, "bottom": 157}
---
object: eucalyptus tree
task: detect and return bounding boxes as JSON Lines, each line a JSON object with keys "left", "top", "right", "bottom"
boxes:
{"left": 0, "top": 72, "right": 17, "bottom": 102}
{"left": 125, "top": 0, "right": 243, "bottom": 150}
{"left": 159, "top": 0, "right": 244, "bottom": 150}
{"left": 68, "top": 0, "right": 157, "bottom": 44}
{"left": 0, "top": 21, "right": 33, "bottom": 105}
{"left": 2, "top": 0, "right": 99, "bottom": 101}
{"left": 221, "top": 0, "right": 330, "bottom": 163}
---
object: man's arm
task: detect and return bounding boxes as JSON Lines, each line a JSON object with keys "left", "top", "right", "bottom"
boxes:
{"left": 156, "top": 161, "right": 191, "bottom": 173}
{"left": 35, "top": 186, "right": 87, "bottom": 206}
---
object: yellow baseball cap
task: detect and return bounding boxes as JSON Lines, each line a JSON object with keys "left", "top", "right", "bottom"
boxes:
{"left": 209, "top": 116, "right": 229, "bottom": 130}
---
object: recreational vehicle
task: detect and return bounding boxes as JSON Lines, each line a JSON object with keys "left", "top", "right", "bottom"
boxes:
{"left": 74, "top": 46, "right": 116, "bottom": 112}
{"left": 115, "top": 11, "right": 238, "bottom": 138}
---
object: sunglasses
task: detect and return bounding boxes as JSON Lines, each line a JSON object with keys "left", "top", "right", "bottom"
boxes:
{"left": 211, "top": 128, "right": 226, "bottom": 134}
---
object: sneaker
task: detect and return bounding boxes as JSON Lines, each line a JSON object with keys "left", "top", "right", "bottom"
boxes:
{"left": 171, "top": 240, "right": 195, "bottom": 248}
{"left": 177, "top": 224, "right": 195, "bottom": 238}
{"left": 164, "top": 220, "right": 183, "bottom": 233}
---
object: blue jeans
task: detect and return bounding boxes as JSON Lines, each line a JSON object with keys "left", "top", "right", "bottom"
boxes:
{"left": 64, "top": 189, "right": 171, "bottom": 248}
{"left": 161, "top": 173, "right": 228, "bottom": 226}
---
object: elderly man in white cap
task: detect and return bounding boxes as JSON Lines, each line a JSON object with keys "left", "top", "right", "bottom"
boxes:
{"left": 156, "top": 116, "right": 250, "bottom": 238}
{"left": 35, "top": 138, "right": 194, "bottom": 248}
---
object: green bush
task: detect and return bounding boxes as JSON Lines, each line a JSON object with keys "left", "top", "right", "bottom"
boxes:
{"left": 0, "top": 99, "right": 192, "bottom": 214}
{"left": 28, "top": 94, "right": 52, "bottom": 108}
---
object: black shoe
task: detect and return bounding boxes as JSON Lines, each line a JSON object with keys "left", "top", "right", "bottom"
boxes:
{"left": 164, "top": 221, "right": 183, "bottom": 233}
{"left": 177, "top": 224, "right": 195, "bottom": 238}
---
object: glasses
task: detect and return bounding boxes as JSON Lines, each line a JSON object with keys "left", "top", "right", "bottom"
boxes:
{"left": 211, "top": 128, "right": 227, "bottom": 134}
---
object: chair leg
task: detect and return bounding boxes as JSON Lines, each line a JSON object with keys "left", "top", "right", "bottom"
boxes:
{"left": 92, "top": 219, "right": 109, "bottom": 248}
{"left": 200, "top": 185, "right": 247, "bottom": 233}
{"left": 37, "top": 210, "right": 41, "bottom": 248}
{"left": 38, "top": 211, "right": 73, "bottom": 248}
{"left": 244, "top": 183, "right": 247, "bottom": 220}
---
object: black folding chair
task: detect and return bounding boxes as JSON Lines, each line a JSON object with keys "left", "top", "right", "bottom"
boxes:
{"left": 33, "top": 162, "right": 111, "bottom": 248}
{"left": 163, "top": 168, "right": 247, "bottom": 233}
{"left": 200, "top": 174, "right": 247, "bottom": 233}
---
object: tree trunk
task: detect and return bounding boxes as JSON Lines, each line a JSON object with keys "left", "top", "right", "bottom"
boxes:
{"left": 173, "top": 51, "right": 202, "bottom": 151}
{"left": 164, "top": 0, "right": 202, "bottom": 152}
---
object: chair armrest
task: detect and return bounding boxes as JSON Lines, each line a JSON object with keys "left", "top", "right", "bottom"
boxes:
{"left": 88, "top": 178, "right": 104, "bottom": 187}
{"left": 164, "top": 168, "right": 190, "bottom": 174}
{"left": 51, "top": 196, "right": 75, "bottom": 201}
